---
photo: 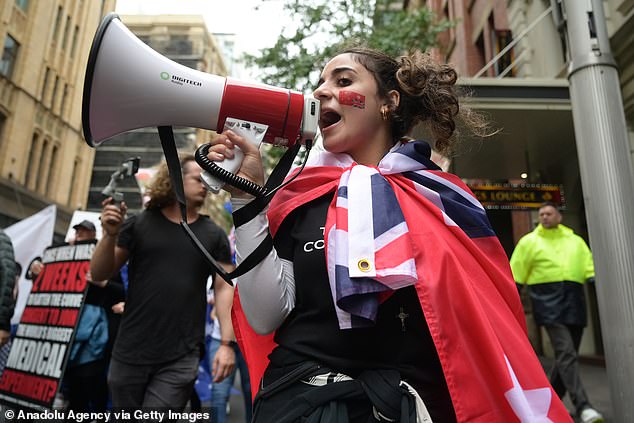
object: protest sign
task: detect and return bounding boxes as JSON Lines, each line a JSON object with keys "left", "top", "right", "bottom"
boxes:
{"left": 0, "top": 242, "right": 93, "bottom": 410}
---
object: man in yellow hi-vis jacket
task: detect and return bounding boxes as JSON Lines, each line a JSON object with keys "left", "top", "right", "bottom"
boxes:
{"left": 510, "top": 202, "right": 604, "bottom": 423}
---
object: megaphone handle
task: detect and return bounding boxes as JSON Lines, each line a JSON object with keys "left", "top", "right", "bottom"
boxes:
{"left": 195, "top": 144, "right": 268, "bottom": 198}
{"left": 199, "top": 143, "right": 244, "bottom": 193}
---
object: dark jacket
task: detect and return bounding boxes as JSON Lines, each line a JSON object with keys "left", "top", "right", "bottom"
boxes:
{"left": 0, "top": 229, "right": 16, "bottom": 331}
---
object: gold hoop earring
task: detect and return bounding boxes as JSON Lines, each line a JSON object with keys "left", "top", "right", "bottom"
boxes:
{"left": 380, "top": 106, "right": 390, "bottom": 121}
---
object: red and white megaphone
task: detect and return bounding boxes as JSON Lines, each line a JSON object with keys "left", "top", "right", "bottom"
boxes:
{"left": 82, "top": 13, "right": 319, "bottom": 194}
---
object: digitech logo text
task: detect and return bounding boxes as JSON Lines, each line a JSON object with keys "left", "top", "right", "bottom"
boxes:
{"left": 171, "top": 74, "right": 202, "bottom": 87}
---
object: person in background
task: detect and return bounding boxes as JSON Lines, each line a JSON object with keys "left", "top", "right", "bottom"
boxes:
{"left": 11, "top": 262, "right": 20, "bottom": 315}
{"left": 91, "top": 154, "right": 235, "bottom": 414}
{"left": 206, "top": 46, "right": 573, "bottom": 422}
{"left": 510, "top": 202, "right": 604, "bottom": 423}
{"left": 208, "top": 284, "right": 252, "bottom": 422}
{"left": 0, "top": 229, "right": 16, "bottom": 348}
{"left": 64, "top": 220, "right": 111, "bottom": 413}
{"left": 206, "top": 217, "right": 252, "bottom": 423}
{"left": 26, "top": 220, "right": 114, "bottom": 413}
{"left": 0, "top": 261, "right": 20, "bottom": 375}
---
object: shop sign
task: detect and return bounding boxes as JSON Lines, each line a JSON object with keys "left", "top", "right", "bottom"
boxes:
{"left": 467, "top": 184, "right": 565, "bottom": 210}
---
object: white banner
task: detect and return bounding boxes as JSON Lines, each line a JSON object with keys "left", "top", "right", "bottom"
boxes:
{"left": 65, "top": 210, "right": 103, "bottom": 242}
{"left": 5, "top": 205, "right": 57, "bottom": 325}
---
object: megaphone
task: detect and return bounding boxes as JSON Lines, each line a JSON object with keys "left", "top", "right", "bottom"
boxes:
{"left": 82, "top": 13, "right": 319, "bottom": 194}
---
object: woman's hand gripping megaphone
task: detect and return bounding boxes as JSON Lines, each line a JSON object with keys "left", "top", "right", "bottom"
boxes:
{"left": 203, "top": 129, "right": 266, "bottom": 198}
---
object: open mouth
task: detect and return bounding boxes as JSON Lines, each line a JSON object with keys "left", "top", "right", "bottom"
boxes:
{"left": 320, "top": 110, "right": 341, "bottom": 130}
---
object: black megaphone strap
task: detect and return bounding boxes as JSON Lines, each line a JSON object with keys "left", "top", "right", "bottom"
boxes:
{"left": 157, "top": 126, "right": 301, "bottom": 286}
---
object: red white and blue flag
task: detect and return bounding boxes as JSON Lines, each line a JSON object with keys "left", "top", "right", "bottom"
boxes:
{"left": 328, "top": 164, "right": 419, "bottom": 328}
{"left": 232, "top": 140, "right": 573, "bottom": 422}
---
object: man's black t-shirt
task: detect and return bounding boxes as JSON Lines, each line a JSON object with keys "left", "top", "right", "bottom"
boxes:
{"left": 114, "top": 208, "right": 231, "bottom": 364}
{"left": 271, "top": 194, "right": 454, "bottom": 416}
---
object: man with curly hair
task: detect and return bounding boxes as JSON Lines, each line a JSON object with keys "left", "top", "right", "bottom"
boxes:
{"left": 91, "top": 154, "right": 235, "bottom": 413}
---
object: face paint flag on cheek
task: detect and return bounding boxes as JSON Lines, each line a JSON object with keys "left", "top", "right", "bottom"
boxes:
{"left": 339, "top": 90, "right": 366, "bottom": 109}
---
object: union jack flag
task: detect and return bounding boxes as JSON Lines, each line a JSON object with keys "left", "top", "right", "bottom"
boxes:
{"left": 325, "top": 142, "right": 502, "bottom": 329}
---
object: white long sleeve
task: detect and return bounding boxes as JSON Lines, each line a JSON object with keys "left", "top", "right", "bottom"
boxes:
{"left": 232, "top": 198, "right": 296, "bottom": 335}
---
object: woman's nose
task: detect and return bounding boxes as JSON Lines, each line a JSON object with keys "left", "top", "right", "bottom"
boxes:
{"left": 313, "top": 83, "right": 332, "bottom": 100}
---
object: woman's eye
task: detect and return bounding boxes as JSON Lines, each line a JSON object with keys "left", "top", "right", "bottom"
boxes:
{"left": 337, "top": 78, "right": 352, "bottom": 86}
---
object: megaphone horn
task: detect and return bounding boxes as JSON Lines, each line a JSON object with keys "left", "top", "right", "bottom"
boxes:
{"left": 82, "top": 14, "right": 321, "bottom": 283}
{"left": 82, "top": 12, "right": 319, "bottom": 152}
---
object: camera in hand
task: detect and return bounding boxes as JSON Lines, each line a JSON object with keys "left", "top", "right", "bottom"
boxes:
{"left": 102, "top": 157, "right": 140, "bottom": 221}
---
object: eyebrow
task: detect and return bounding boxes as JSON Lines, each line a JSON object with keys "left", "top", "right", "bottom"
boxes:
{"left": 316, "top": 66, "right": 358, "bottom": 88}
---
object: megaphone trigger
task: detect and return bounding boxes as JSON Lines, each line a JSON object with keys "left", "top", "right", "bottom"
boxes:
{"left": 196, "top": 118, "right": 269, "bottom": 197}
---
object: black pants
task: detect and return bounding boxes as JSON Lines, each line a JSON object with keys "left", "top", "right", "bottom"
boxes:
{"left": 544, "top": 324, "right": 591, "bottom": 413}
{"left": 65, "top": 359, "right": 108, "bottom": 414}
{"left": 107, "top": 347, "right": 199, "bottom": 413}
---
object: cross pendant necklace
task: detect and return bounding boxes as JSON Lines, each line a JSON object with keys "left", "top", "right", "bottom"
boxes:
{"left": 396, "top": 307, "right": 409, "bottom": 332}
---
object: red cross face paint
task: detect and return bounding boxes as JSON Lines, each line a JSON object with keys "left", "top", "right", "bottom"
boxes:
{"left": 339, "top": 90, "right": 366, "bottom": 109}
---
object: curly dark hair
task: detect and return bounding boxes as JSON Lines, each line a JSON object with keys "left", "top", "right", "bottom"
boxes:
{"left": 144, "top": 154, "right": 195, "bottom": 210}
{"left": 340, "top": 47, "right": 492, "bottom": 154}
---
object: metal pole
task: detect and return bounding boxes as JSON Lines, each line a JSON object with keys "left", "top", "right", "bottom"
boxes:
{"left": 561, "top": 0, "right": 634, "bottom": 420}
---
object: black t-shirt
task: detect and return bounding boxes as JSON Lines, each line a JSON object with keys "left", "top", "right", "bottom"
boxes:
{"left": 271, "top": 194, "right": 454, "bottom": 416}
{"left": 114, "top": 208, "right": 231, "bottom": 364}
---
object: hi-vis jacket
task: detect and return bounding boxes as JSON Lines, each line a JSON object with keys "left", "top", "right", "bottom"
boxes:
{"left": 510, "top": 224, "right": 595, "bottom": 326}
{"left": 510, "top": 224, "right": 594, "bottom": 285}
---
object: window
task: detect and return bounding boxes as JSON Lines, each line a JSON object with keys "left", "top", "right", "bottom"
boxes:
{"left": 52, "top": 6, "right": 63, "bottom": 43}
{"left": 61, "top": 16, "right": 71, "bottom": 50}
{"left": 0, "top": 35, "right": 20, "bottom": 78}
{"left": 475, "top": 32, "right": 486, "bottom": 74}
{"left": 493, "top": 30, "right": 514, "bottom": 77}
{"left": 166, "top": 35, "right": 192, "bottom": 55}
{"left": 46, "top": 145, "right": 59, "bottom": 193}
{"left": 25, "top": 133, "right": 39, "bottom": 188}
{"left": 70, "top": 26, "right": 79, "bottom": 57}
{"left": 68, "top": 158, "right": 80, "bottom": 206}
{"left": 51, "top": 76, "right": 59, "bottom": 110}
{"left": 0, "top": 113, "right": 6, "bottom": 148}
{"left": 60, "top": 84, "right": 68, "bottom": 117}
{"left": 40, "top": 67, "right": 50, "bottom": 100}
{"left": 15, "top": 0, "right": 29, "bottom": 12}
{"left": 36, "top": 139, "right": 49, "bottom": 192}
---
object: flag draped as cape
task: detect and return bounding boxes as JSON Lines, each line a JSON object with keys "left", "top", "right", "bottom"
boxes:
{"left": 232, "top": 141, "right": 572, "bottom": 422}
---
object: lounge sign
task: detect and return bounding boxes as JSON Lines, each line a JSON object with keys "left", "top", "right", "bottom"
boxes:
{"left": 468, "top": 184, "right": 564, "bottom": 210}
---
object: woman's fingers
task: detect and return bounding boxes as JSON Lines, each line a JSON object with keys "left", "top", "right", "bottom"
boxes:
{"left": 203, "top": 129, "right": 266, "bottom": 197}
{"left": 225, "top": 130, "right": 259, "bottom": 155}
{"left": 208, "top": 143, "right": 235, "bottom": 160}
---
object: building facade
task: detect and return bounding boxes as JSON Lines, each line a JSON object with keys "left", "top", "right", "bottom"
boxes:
{"left": 0, "top": 0, "right": 116, "bottom": 237}
{"left": 417, "top": 0, "right": 634, "bottom": 359}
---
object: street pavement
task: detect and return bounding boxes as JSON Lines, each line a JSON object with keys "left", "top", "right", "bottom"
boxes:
{"left": 541, "top": 356, "right": 614, "bottom": 422}
{"left": 226, "top": 357, "right": 615, "bottom": 423}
